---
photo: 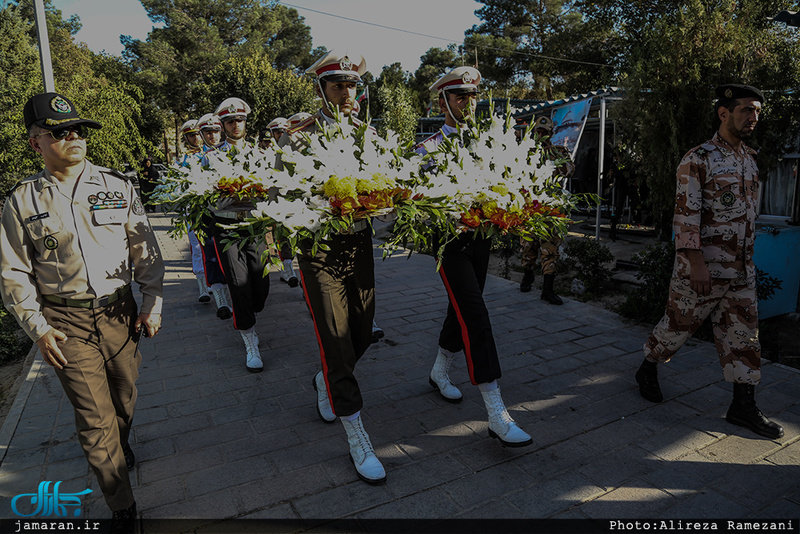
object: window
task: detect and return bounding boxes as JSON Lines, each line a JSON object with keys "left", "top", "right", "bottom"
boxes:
{"left": 760, "top": 157, "right": 798, "bottom": 222}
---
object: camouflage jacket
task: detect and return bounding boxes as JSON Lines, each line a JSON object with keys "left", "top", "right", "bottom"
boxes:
{"left": 673, "top": 132, "right": 759, "bottom": 281}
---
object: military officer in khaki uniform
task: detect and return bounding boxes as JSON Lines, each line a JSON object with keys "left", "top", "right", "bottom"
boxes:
{"left": 0, "top": 92, "right": 164, "bottom": 523}
{"left": 278, "top": 50, "right": 386, "bottom": 485}
{"left": 635, "top": 84, "right": 783, "bottom": 440}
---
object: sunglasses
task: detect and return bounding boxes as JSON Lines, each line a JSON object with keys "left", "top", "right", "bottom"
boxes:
{"left": 42, "top": 125, "right": 89, "bottom": 140}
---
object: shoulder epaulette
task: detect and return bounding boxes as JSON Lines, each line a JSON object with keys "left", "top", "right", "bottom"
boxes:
{"left": 102, "top": 168, "right": 130, "bottom": 181}
{"left": 9, "top": 172, "right": 43, "bottom": 193}
{"left": 287, "top": 116, "right": 318, "bottom": 135}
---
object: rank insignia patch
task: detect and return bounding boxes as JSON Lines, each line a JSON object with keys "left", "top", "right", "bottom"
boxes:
{"left": 133, "top": 197, "right": 145, "bottom": 215}
{"left": 721, "top": 191, "right": 736, "bottom": 207}
{"left": 44, "top": 235, "right": 58, "bottom": 250}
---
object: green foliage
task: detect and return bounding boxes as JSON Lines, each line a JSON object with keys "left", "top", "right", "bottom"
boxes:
{"left": 124, "top": 0, "right": 316, "bottom": 117}
{"left": 0, "top": 2, "right": 160, "bottom": 195}
{"left": 616, "top": 242, "right": 675, "bottom": 324}
{"left": 756, "top": 267, "right": 783, "bottom": 302}
{"left": 0, "top": 4, "right": 42, "bottom": 195}
{"left": 562, "top": 236, "right": 614, "bottom": 294}
{"left": 202, "top": 50, "right": 317, "bottom": 134}
{"left": 602, "top": 0, "right": 800, "bottom": 233}
{"left": 374, "top": 84, "right": 418, "bottom": 144}
{"left": 0, "top": 307, "right": 31, "bottom": 366}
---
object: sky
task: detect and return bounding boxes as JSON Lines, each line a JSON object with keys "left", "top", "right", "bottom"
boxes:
{"left": 56, "top": 0, "right": 484, "bottom": 74}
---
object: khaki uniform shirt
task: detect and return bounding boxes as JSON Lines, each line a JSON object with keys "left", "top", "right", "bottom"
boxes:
{"left": 673, "top": 132, "right": 759, "bottom": 281}
{"left": 0, "top": 161, "right": 164, "bottom": 341}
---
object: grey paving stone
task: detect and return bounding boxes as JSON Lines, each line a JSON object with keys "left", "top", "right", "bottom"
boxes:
{"left": 715, "top": 461, "right": 800, "bottom": 509}
{"left": 357, "top": 486, "right": 462, "bottom": 519}
{"left": 184, "top": 456, "right": 277, "bottom": 498}
{"left": 660, "top": 488, "right": 755, "bottom": 519}
{"left": 138, "top": 447, "right": 224, "bottom": 483}
{"left": 133, "top": 477, "right": 186, "bottom": 512}
{"left": 144, "top": 488, "right": 240, "bottom": 519}
{"left": 292, "top": 480, "right": 393, "bottom": 518}
{"left": 635, "top": 424, "right": 721, "bottom": 461}
{"left": 439, "top": 460, "right": 532, "bottom": 509}
{"left": 506, "top": 471, "right": 605, "bottom": 517}
{"left": 575, "top": 479, "right": 676, "bottom": 518}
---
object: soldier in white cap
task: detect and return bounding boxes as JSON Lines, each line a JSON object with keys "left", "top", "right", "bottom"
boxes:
{"left": 207, "top": 97, "right": 270, "bottom": 373}
{"left": 187, "top": 113, "right": 233, "bottom": 319}
{"left": 197, "top": 112, "right": 228, "bottom": 152}
{"left": 416, "top": 66, "right": 532, "bottom": 448}
{"left": 278, "top": 50, "right": 386, "bottom": 485}
{"left": 1, "top": 92, "right": 165, "bottom": 526}
{"left": 176, "top": 119, "right": 214, "bottom": 305}
{"left": 259, "top": 117, "right": 288, "bottom": 150}
{"left": 214, "top": 97, "right": 253, "bottom": 153}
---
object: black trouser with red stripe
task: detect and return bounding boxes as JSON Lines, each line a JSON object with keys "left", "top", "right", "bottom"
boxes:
{"left": 438, "top": 232, "right": 501, "bottom": 385}
{"left": 212, "top": 220, "right": 270, "bottom": 331}
{"left": 200, "top": 214, "right": 226, "bottom": 286}
{"left": 297, "top": 229, "right": 375, "bottom": 417}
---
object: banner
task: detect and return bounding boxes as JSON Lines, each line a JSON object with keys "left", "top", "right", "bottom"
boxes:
{"left": 550, "top": 98, "right": 593, "bottom": 160}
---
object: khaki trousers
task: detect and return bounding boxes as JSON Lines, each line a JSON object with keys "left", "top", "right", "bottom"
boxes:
{"left": 42, "top": 292, "right": 140, "bottom": 511}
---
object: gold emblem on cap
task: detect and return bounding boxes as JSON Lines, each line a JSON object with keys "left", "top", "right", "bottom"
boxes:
{"left": 724, "top": 89, "right": 733, "bottom": 98}
{"left": 339, "top": 56, "right": 352, "bottom": 71}
{"left": 227, "top": 104, "right": 237, "bottom": 114}
{"left": 50, "top": 96, "right": 72, "bottom": 114}
{"left": 462, "top": 72, "right": 473, "bottom": 84}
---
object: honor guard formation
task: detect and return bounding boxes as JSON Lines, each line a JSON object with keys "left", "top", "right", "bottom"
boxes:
{"left": 0, "top": 46, "right": 785, "bottom": 527}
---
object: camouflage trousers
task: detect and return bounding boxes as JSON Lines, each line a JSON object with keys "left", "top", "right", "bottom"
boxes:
{"left": 643, "top": 275, "right": 761, "bottom": 384}
{"left": 520, "top": 237, "right": 561, "bottom": 275}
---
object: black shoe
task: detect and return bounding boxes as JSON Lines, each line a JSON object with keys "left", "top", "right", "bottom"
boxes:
{"left": 216, "top": 306, "right": 232, "bottom": 320}
{"left": 540, "top": 273, "right": 563, "bottom": 305}
{"left": 288, "top": 276, "right": 299, "bottom": 288}
{"left": 371, "top": 327, "right": 385, "bottom": 344}
{"left": 726, "top": 384, "right": 784, "bottom": 439}
{"left": 123, "top": 446, "right": 135, "bottom": 470}
{"left": 111, "top": 502, "right": 137, "bottom": 533}
{"left": 519, "top": 269, "right": 534, "bottom": 293}
{"left": 198, "top": 293, "right": 211, "bottom": 304}
{"left": 635, "top": 358, "right": 663, "bottom": 402}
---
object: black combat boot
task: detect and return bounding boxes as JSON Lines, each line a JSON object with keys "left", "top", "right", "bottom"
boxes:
{"left": 111, "top": 501, "right": 137, "bottom": 533}
{"left": 726, "top": 383, "right": 784, "bottom": 439}
{"left": 635, "top": 358, "right": 663, "bottom": 402}
{"left": 540, "top": 274, "right": 563, "bottom": 305}
{"left": 519, "top": 268, "right": 534, "bottom": 293}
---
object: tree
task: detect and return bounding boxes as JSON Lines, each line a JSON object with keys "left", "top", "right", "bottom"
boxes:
{"left": 374, "top": 84, "right": 418, "bottom": 144}
{"left": 123, "top": 0, "right": 317, "bottom": 117}
{"left": 412, "top": 45, "right": 462, "bottom": 115}
{"left": 463, "top": 0, "right": 616, "bottom": 99}
{"left": 600, "top": 0, "right": 800, "bottom": 233}
{"left": 202, "top": 50, "right": 317, "bottom": 135}
{"left": 0, "top": 1, "right": 160, "bottom": 196}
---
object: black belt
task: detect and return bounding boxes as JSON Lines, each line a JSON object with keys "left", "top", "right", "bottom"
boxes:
{"left": 42, "top": 285, "right": 131, "bottom": 309}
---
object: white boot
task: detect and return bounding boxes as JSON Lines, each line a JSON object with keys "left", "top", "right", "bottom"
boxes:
{"left": 312, "top": 372, "right": 336, "bottom": 423}
{"left": 240, "top": 329, "right": 262, "bottom": 372}
{"left": 195, "top": 274, "right": 210, "bottom": 304}
{"left": 429, "top": 348, "right": 462, "bottom": 402}
{"left": 279, "top": 259, "right": 299, "bottom": 287}
{"left": 211, "top": 284, "right": 232, "bottom": 320}
{"left": 370, "top": 320, "right": 384, "bottom": 343}
{"left": 341, "top": 413, "right": 386, "bottom": 485}
{"left": 481, "top": 386, "right": 532, "bottom": 447}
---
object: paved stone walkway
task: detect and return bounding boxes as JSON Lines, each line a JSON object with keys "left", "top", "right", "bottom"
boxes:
{"left": 1, "top": 212, "right": 799, "bottom": 526}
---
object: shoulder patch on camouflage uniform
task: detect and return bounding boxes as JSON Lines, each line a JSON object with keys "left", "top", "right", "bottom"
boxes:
{"left": 693, "top": 147, "right": 710, "bottom": 158}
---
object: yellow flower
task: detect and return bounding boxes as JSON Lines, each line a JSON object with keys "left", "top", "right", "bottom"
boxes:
{"left": 323, "top": 174, "right": 358, "bottom": 199}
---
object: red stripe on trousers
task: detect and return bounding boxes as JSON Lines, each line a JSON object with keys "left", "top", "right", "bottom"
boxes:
{"left": 297, "top": 269, "right": 335, "bottom": 415}
{"left": 439, "top": 267, "right": 476, "bottom": 384}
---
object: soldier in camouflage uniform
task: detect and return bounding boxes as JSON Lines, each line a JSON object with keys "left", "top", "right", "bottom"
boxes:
{"left": 635, "top": 84, "right": 783, "bottom": 440}
{"left": 519, "top": 116, "right": 574, "bottom": 304}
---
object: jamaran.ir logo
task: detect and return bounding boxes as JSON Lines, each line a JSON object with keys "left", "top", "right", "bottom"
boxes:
{"left": 11, "top": 481, "right": 92, "bottom": 517}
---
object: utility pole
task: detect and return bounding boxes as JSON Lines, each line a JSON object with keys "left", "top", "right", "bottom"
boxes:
{"left": 33, "top": 0, "right": 55, "bottom": 92}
